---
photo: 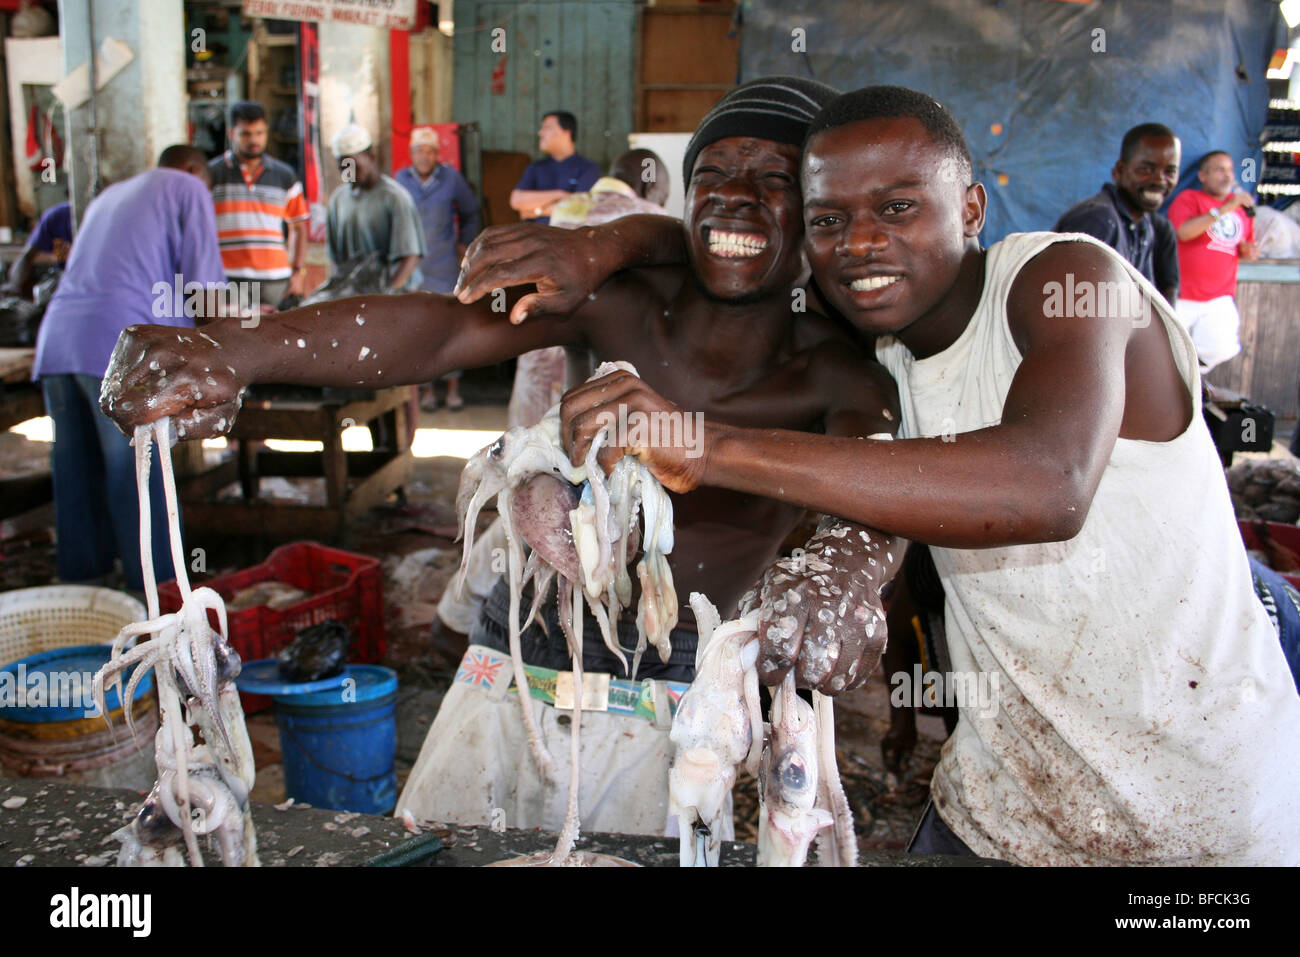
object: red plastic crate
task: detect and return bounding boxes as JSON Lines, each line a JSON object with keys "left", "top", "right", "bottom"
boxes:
{"left": 158, "top": 542, "right": 386, "bottom": 713}
{"left": 1238, "top": 521, "right": 1300, "bottom": 591}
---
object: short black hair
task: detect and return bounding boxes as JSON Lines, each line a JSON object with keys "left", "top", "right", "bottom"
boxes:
{"left": 230, "top": 101, "right": 266, "bottom": 126}
{"left": 805, "top": 85, "right": 973, "bottom": 183}
{"left": 544, "top": 111, "right": 578, "bottom": 142}
{"left": 1198, "top": 150, "right": 1232, "bottom": 172}
{"left": 1119, "top": 123, "right": 1177, "bottom": 162}
{"left": 157, "top": 144, "right": 207, "bottom": 170}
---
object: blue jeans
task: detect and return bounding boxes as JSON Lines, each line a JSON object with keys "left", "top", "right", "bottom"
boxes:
{"left": 40, "top": 373, "right": 176, "bottom": 591}
{"left": 1248, "top": 556, "right": 1300, "bottom": 694}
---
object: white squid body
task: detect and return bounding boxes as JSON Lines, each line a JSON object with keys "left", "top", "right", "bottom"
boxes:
{"left": 669, "top": 594, "right": 859, "bottom": 867}
{"left": 668, "top": 593, "right": 763, "bottom": 867}
{"left": 93, "top": 417, "right": 258, "bottom": 867}
{"left": 757, "top": 672, "right": 832, "bottom": 867}
{"left": 453, "top": 361, "right": 678, "bottom": 865}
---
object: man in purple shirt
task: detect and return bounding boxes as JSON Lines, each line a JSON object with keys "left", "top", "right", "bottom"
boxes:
{"left": 2, "top": 201, "right": 73, "bottom": 298}
{"left": 33, "top": 145, "right": 225, "bottom": 593}
{"left": 508, "top": 111, "right": 601, "bottom": 224}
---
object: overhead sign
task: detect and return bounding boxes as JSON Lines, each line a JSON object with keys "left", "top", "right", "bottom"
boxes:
{"left": 242, "top": 0, "right": 416, "bottom": 30}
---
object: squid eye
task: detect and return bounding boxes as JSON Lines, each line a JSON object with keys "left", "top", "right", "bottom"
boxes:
{"left": 779, "top": 756, "right": 808, "bottom": 792}
{"left": 490, "top": 439, "right": 506, "bottom": 458}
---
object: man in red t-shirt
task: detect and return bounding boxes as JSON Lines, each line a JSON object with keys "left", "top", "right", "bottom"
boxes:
{"left": 1167, "top": 151, "right": 1259, "bottom": 370}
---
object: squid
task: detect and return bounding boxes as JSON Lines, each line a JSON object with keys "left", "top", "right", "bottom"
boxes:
{"left": 453, "top": 361, "right": 678, "bottom": 866}
{"left": 668, "top": 592, "right": 859, "bottom": 867}
{"left": 92, "top": 417, "right": 258, "bottom": 867}
{"left": 668, "top": 593, "right": 763, "bottom": 866}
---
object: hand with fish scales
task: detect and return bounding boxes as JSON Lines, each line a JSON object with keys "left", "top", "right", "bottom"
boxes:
{"left": 560, "top": 370, "right": 709, "bottom": 495}
{"left": 453, "top": 215, "right": 686, "bottom": 325}
{"left": 100, "top": 324, "right": 246, "bottom": 441}
{"left": 753, "top": 517, "right": 900, "bottom": 694}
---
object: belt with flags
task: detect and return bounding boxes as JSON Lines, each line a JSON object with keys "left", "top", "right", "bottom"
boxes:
{"left": 453, "top": 644, "right": 690, "bottom": 723}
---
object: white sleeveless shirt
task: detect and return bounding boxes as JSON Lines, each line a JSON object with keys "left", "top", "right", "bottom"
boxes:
{"left": 876, "top": 232, "right": 1300, "bottom": 865}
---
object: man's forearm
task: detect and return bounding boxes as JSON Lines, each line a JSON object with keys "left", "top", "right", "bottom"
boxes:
{"left": 592, "top": 214, "right": 687, "bottom": 271}
{"left": 388, "top": 254, "right": 420, "bottom": 290}
{"left": 199, "top": 294, "right": 455, "bottom": 388}
{"left": 287, "top": 221, "right": 308, "bottom": 270}
{"left": 702, "top": 421, "right": 1096, "bottom": 549}
{"left": 1176, "top": 214, "right": 1216, "bottom": 242}
{"left": 509, "top": 189, "right": 567, "bottom": 216}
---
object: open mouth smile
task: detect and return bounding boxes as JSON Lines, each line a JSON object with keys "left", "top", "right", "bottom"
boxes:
{"left": 706, "top": 229, "right": 769, "bottom": 259}
{"left": 848, "top": 275, "right": 901, "bottom": 292}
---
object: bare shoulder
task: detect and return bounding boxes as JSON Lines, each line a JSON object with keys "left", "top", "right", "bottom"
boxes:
{"left": 1007, "top": 239, "right": 1143, "bottom": 350}
{"left": 572, "top": 263, "right": 687, "bottom": 333}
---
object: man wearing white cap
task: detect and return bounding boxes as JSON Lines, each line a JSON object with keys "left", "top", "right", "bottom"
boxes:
{"left": 396, "top": 126, "right": 481, "bottom": 410}
{"left": 326, "top": 123, "right": 425, "bottom": 291}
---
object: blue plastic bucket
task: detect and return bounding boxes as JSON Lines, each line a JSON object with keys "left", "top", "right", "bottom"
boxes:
{"left": 272, "top": 665, "right": 398, "bottom": 814}
{"left": 0, "top": 645, "right": 157, "bottom": 788}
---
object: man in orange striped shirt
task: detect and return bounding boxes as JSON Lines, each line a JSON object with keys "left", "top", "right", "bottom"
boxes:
{"left": 209, "top": 101, "right": 310, "bottom": 310}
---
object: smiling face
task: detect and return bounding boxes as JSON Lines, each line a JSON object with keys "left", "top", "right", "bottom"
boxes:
{"left": 684, "top": 137, "right": 807, "bottom": 303}
{"left": 1114, "top": 135, "right": 1181, "bottom": 216}
{"left": 802, "top": 117, "right": 985, "bottom": 341}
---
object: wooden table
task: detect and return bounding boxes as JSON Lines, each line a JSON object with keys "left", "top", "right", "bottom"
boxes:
{"left": 178, "top": 385, "right": 417, "bottom": 540}
{"left": 0, "top": 348, "right": 42, "bottom": 432}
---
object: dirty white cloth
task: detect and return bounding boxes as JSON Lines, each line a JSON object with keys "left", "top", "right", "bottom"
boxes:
{"left": 436, "top": 519, "right": 507, "bottom": 634}
{"left": 876, "top": 231, "right": 1300, "bottom": 865}
{"left": 397, "top": 645, "right": 732, "bottom": 839}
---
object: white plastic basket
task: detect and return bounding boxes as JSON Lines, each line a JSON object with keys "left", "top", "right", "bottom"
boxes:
{"left": 0, "top": 586, "right": 145, "bottom": 667}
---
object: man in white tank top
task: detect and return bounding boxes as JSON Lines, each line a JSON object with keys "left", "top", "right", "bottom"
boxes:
{"left": 554, "top": 86, "right": 1300, "bottom": 865}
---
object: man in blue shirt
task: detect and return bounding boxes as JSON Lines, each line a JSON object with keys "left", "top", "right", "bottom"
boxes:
{"left": 508, "top": 111, "right": 601, "bottom": 224}
{"left": 34, "top": 146, "right": 226, "bottom": 593}
{"left": 2, "top": 201, "right": 72, "bottom": 298}
{"left": 396, "top": 125, "right": 480, "bottom": 409}
{"left": 1054, "top": 123, "right": 1181, "bottom": 304}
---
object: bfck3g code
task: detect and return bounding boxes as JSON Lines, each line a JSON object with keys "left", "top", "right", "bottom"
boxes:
{"left": 1130, "top": 893, "right": 1251, "bottom": 907}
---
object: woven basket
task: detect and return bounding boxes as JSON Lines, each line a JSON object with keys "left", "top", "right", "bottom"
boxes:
{"left": 0, "top": 586, "right": 145, "bottom": 667}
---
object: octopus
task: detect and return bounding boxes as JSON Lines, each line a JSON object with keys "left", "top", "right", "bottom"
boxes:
{"left": 668, "top": 592, "right": 858, "bottom": 867}
{"left": 93, "top": 417, "right": 258, "bottom": 867}
{"left": 454, "top": 361, "right": 678, "bottom": 866}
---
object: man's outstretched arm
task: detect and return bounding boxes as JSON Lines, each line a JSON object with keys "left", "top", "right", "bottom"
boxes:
{"left": 100, "top": 289, "right": 587, "bottom": 441}
{"left": 562, "top": 242, "right": 1144, "bottom": 550}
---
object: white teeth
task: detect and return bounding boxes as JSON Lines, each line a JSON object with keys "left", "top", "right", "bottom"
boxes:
{"left": 849, "top": 275, "right": 901, "bottom": 292}
{"left": 707, "top": 230, "right": 767, "bottom": 258}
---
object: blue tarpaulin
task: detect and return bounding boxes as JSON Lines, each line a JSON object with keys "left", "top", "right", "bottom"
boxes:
{"left": 738, "top": 0, "right": 1284, "bottom": 242}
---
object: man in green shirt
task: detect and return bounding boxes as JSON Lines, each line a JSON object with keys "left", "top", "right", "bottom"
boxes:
{"left": 327, "top": 124, "right": 425, "bottom": 292}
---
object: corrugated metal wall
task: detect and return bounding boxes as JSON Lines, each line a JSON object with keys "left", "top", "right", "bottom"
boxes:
{"left": 453, "top": 0, "right": 636, "bottom": 169}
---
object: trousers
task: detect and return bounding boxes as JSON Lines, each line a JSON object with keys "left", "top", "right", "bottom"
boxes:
{"left": 40, "top": 373, "right": 177, "bottom": 591}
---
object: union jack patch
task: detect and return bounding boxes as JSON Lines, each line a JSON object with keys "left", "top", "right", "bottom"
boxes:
{"left": 456, "top": 650, "right": 505, "bottom": 688}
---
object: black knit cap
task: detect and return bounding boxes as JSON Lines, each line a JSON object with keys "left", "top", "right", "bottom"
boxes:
{"left": 682, "top": 75, "right": 840, "bottom": 184}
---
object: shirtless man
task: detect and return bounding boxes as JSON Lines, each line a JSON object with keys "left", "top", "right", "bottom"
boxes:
{"left": 536, "top": 85, "right": 1300, "bottom": 864}
{"left": 99, "top": 77, "right": 900, "bottom": 838}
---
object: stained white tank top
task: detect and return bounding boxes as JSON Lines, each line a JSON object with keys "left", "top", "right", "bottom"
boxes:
{"left": 876, "top": 232, "right": 1300, "bottom": 865}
